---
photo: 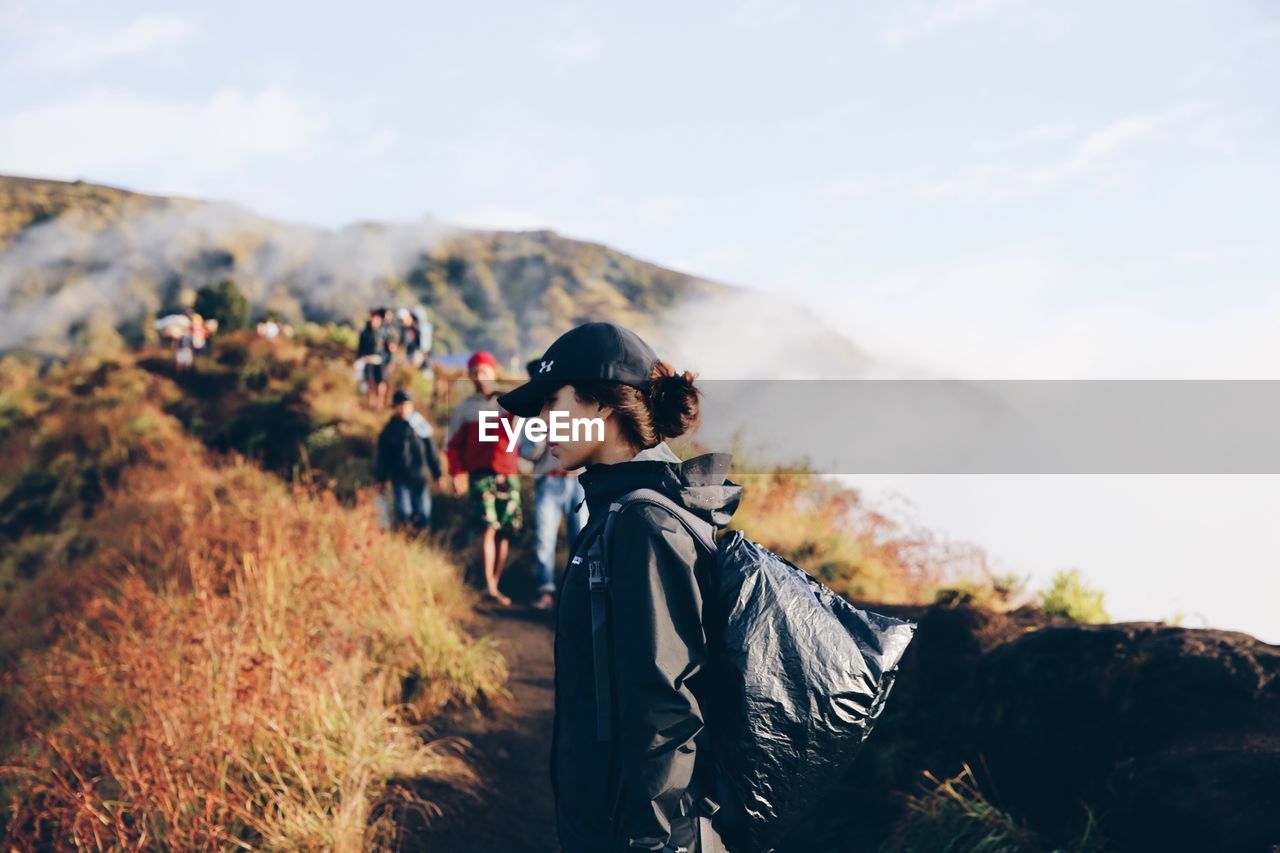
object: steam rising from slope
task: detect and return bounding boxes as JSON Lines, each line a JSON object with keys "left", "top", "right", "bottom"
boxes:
{"left": 0, "top": 200, "right": 455, "bottom": 352}
{"left": 651, "top": 288, "right": 874, "bottom": 380}
{"left": 0, "top": 178, "right": 880, "bottom": 376}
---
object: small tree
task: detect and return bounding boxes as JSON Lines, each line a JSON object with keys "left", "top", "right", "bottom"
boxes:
{"left": 1040, "top": 569, "right": 1110, "bottom": 624}
{"left": 194, "top": 279, "right": 250, "bottom": 331}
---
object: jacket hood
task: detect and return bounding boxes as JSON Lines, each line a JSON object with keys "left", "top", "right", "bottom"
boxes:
{"left": 578, "top": 445, "right": 742, "bottom": 529}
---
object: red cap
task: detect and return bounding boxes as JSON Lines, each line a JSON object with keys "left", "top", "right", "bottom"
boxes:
{"left": 468, "top": 351, "right": 498, "bottom": 370}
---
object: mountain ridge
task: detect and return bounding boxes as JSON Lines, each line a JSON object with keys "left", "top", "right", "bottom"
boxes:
{"left": 0, "top": 174, "right": 869, "bottom": 374}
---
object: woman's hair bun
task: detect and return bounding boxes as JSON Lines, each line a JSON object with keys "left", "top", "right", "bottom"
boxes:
{"left": 646, "top": 361, "right": 700, "bottom": 440}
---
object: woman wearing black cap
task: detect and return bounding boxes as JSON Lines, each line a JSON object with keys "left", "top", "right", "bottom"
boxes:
{"left": 499, "top": 322, "right": 738, "bottom": 853}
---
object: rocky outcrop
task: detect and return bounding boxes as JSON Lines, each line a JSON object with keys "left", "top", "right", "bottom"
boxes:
{"left": 812, "top": 603, "right": 1280, "bottom": 852}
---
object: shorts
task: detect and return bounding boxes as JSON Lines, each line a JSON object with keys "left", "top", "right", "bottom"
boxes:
{"left": 363, "top": 360, "right": 385, "bottom": 386}
{"left": 469, "top": 472, "right": 522, "bottom": 533}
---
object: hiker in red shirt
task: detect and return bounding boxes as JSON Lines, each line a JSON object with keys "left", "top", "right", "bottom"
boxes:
{"left": 445, "top": 351, "right": 523, "bottom": 605}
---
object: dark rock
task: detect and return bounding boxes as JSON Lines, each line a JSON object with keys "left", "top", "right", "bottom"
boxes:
{"left": 833, "top": 604, "right": 1280, "bottom": 852}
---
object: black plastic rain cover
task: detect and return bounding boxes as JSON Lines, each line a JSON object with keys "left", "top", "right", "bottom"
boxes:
{"left": 704, "top": 531, "right": 917, "bottom": 853}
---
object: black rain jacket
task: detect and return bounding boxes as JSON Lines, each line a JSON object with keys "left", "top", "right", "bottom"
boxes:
{"left": 373, "top": 416, "right": 441, "bottom": 485}
{"left": 552, "top": 447, "right": 742, "bottom": 852}
{"left": 357, "top": 323, "right": 385, "bottom": 358}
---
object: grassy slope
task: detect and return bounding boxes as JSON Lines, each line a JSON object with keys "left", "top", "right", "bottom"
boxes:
{"left": 0, "top": 175, "right": 178, "bottom": 244}
{"left": 0, "top": 351, "right": 504, "bottom": 850}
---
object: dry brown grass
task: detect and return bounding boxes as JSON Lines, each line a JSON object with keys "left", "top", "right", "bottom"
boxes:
{"left": 0, "top": 359, "right": 505, "bottom": 850}
{"left": 731, "top": 469, "right": 991, "bottom": 604}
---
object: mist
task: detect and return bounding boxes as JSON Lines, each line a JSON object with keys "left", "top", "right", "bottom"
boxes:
{"left": 0, "top": 198, "right": 456, "bottom": 353}
{"left": 650, "top": 290, "right": 1280, "bottom": 643}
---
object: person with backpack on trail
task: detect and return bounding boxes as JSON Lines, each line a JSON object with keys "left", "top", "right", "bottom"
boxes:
{"left": 374, "top": 389, "right": 444, "bottom": 529}
{"left": 498, "top": 322, "right": 734, "bottom": 852}
{"left": 498, "top": 322, "right": 917, "bottom": 853}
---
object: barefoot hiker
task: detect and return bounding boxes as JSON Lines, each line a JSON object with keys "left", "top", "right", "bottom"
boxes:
{"left": 445, "top": 351, "right": 522, "bottom": 605}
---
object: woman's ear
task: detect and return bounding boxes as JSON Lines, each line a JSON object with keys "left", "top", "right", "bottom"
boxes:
{"left": 574, "top": 390, "right": 612, "bottom": 422}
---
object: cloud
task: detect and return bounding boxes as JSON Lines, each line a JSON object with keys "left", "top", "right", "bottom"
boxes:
{"left": 448, "top": 204, "right": 555, "bottom": 231}
{"left": 0, "top": 0, "right": 26, "bottom": 27}
{"left": 1242, "top": 20, "right": 1280, "bottom": 45}
{"left": 819, "top": 176, "right": 866, "bottom": 197}
{"left": 543, "top": 8, "right": 602, "bottom": 64}
{"left": 7, "top": 13, "right": 200, "bottom": 73}
{"left": 0, "top": 86, "right": 325, "bottom": 186}
{"left": 728, "top": 0, "right": 804, "bottom": 30}
{"left": 822, "top": 251, "right": 1280, "bottom": 380}
{"left": 629, "top": 193, "right": 691, "bottom": 228}
{"left": 666, "top": 241, "right": 750, "bottom": 280}
{"left": 351, "top": 128, "right": 399, "bottom": 164}
{"left": 881, "top": 0, "right": 1020, "bottom": 46}
{"left": 919, "top": 106, "right": 1210, "bottom": 203}
{"left": 972, "top": 121, "right": 1077, "bottom": 153}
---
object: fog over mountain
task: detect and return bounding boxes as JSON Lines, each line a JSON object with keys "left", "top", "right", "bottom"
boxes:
{"left": 0, "top": 174, "right": 870, "bottom": 375}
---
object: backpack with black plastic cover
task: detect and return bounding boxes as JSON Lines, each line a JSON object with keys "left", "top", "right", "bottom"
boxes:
{"left": 589, "top": 488, "right": 917, "bottom": 853}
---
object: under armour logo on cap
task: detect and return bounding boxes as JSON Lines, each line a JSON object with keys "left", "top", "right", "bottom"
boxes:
{"left": 498, "top": 322, "right": 661, "bottom": 418}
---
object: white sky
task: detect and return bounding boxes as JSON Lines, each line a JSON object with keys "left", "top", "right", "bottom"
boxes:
{"left": 2, "top": 1, "right": 1277, "bottom": 639}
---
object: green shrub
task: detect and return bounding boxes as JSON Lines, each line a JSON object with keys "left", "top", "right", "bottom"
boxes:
{"left": 194, "top": 278, "right": 250, "bottom": 331}
{"left": 298, "top": 321, "right": 359, "bottom": 352}
{"left": 326, "top": 322, "right": 359, "bottom": 351}
{"left": 1040, "top": 569, "right": 1110, "bottom": 624}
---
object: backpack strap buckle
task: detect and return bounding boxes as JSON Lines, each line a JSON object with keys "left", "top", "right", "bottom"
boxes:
{"left": 587, "top": 554, "right": 608, "bottom": 591}
{"left": 586, "top": 533, "right": 613, "bottom": 741}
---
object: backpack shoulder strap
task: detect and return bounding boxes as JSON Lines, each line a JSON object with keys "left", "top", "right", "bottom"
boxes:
{"left": 606, "top": 487, "right": 716, "bottom": 552}
{"left": 588, "top": 488, "right": 717, "bottom": 742}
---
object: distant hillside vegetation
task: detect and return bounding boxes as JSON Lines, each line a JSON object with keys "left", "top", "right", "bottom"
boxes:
{"left": 0, "top": 175, "right": 187, "bottom": 241}
{"left": 0, "top": 175, "right": 867, "bottom": 372}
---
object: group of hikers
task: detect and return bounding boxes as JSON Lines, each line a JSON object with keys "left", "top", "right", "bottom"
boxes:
{"left": 159, "top": 310, "right": 294, "bottom": 372}
{"left": 372, "top": 346, "right": 582, "bottom": 610}
{"left": 356, "top": 306, "right": 433, "bottom": 408}
{"left": 155, "top": 310, "right": 216, "bottom": 372}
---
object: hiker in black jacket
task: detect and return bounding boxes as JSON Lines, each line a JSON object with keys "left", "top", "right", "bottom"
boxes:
{"left": 357, "top": 309, "right": 389, "bottom": 408}
{"left": 375, "top": 389, "right": 443, "bottom": 528}
{"left": 499, "top": 322, "right": 739, "bottom": 853}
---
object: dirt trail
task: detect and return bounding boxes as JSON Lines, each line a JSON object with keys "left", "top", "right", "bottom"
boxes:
{"left": 407, "top": 602, "right": 561, "bottom": 852}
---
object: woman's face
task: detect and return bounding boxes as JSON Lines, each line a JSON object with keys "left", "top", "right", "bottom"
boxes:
{"left": 540, "top": 384, "right": 614, "bottom": 470}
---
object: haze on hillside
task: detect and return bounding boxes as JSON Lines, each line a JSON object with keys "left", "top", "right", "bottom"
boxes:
{"left": 0, "top": 175, "right": 869, "bottom": 377}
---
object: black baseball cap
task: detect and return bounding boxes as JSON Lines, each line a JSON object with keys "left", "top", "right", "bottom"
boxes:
{"left": 498, "top": 322, "right": 659, "bottom": 417}
{"left": 391, "top": 389, "right": 412, "bottom": 405}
